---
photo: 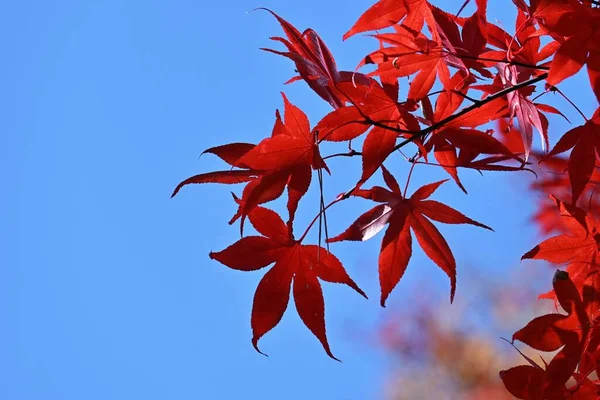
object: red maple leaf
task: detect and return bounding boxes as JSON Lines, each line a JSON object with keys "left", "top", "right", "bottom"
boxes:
{"left": 171, "top": 141, "right": 259, "bottom": 195}
{"left": 531, "top": 1, "right": 600, "bottom": 104}
{"left": 430, "top": 4, "right": 490, "bottom": 78}
{"left": 327, "top": 166, "right": 492, "bottom": 306}
{"left": 500, "top": 64, "right": 546, "bottom": 159}
{"left": 343, "top": 0, "right": 438, "bottom": 42}
{"left": 362, "top": 24, "right": 451, "bottom": 100}
{"left": 501, "top": 270, "right": 591, "bottom": 399}
{"left": 522, "top": 195, "right": 597, "bottom": 266}
{"left": 209, "top": 206, "right": 366, "bottom": 360}
{"left": 173, "top": 94, "right": 328, "bottom": 235}
{"left": 543, "top": 107, "right": 600, "bottom": 204}
{"left": 260, "top": 9, "right": 369, "bottom": 109}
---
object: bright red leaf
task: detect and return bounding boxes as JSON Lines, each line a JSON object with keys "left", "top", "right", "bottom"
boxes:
{"left": 210, "top": 206, "right": 366, "bottom": 360}
{"left": 328, "top": 166, "right": 492, "bottom": 306}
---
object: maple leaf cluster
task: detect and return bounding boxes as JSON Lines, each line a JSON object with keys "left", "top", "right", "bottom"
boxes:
{"left": 173, "top": 0, "right": 600, "bottom": 396}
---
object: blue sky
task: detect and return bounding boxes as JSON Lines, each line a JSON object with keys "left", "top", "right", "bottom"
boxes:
{"left": 2, "top": 1, "right": 597, "bottom": 399}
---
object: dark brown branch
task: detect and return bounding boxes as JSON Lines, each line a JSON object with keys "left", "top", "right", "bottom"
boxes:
{"left": 331, "top": 86, "right": 420, "bottom": 136}
{"left": 452, "top": 89, "right": 480, "bottom": 104}
{"left": 552, "top": 86, "right": 588, "bottom": 121}
{"left": 325, "top": 73, "right": 548, "bottom": 166}
{"left": 390, "top": 73, "right": 548, "bottom": 154}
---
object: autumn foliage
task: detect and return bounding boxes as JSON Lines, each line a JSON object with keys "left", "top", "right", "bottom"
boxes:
{"left": 173, "top": 0, "right": 600, "bottom": 397}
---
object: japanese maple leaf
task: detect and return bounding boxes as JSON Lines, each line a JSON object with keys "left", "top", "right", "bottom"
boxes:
{"left": 209, "top": 206, "right": 366, "bottom": 360}
{"left": 260, "top": 9, "right": 369, "bottom": 109}
{"left": 430, "top": 4, "right": 490, "bottom": 78}
{"left": 171, "top": 141, "right": 258, "bottom": 197}
{"left": 343, "top": 0, "right": 438, "bottom": 43}
{"left": 510, "top": 0, "right": 600, "bottom": 98}
{"left": 501, "top": 270, "right": 591, "bottom": 398}
{"left": 543, "top": 108, "right": 600, "bottom": 204}
{"left": 525, "top": 2, "right": 600, "bottom": 103}
{"left": 522, "top": 195, "right": 597, "bottom": 266}
{"left": 497, "top": 63, "right": 546, "bottom": 160}
{"left": 327, "top": 166, "right": 492, "bottom": 306}
{"left": 362, "top": 25, "right": 451, "bottom": 100}
{"left": 173, "top": 93, "right": 328, "bottom": 235}
{"left": 478, "top": 8, "right": 556, "bottom": 80}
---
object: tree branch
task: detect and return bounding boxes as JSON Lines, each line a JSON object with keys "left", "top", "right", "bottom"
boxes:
{"left": 390, "top": 73, "right": 548, "bottom": 154}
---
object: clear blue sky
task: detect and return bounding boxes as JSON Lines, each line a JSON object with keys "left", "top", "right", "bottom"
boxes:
{"left": 2, "top": 1, "right": 596, "bottom": 399}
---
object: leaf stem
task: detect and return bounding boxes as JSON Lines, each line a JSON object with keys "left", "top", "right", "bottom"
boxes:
{"left": 403, "top": 160, "right": 417, "bottom": 197}
{"left": 323, "top": 149, "right": 360, "bottom": 160}
{"left": 552, "top": 86, "right": 588, "bottom": 121}
{"left": 298, "top": 196, "right": 345, "bottom": 244}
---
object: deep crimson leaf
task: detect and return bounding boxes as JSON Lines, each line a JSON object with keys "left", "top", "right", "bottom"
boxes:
{"left": 365, "top": 31, "right": 452, "bottom": 100}
{"left": 418, "top": 200, "right": 493, "bottom": 230}
{"left": 327, "top": 203, "right": 394, "bottom": 242}
{"left": 569, "top": 135, "right": 596, "bottom": 205}
{"left": 512, "top": 313, "right": 566, "bottom": 352}
{"left": 499, "top": 365, "right": 544, "bottom": 399}
{"left": 410, "top": 179, "right": 446, "bottom": 201}
{"left": 286, "top": 165, "right": 312, "bottom": 235}
{"left": 547, "top": 36, "right": 588, "bottom": 86}
{"left": 229, "top": 170, "right": 289, "bottom": 229}
{"left": 209, "top": 237, "right": 281, "bottom": 271}
{"left": 445, "top": 97, "right": 508, "bottom": 128}
{"left": 293, "top": 262, "right": 337, "bottom": 360}
{"left": 201, "top": 143, "right": 255, "bottom": 167}
{"left": 343, "top": 0, "right": 408, "bottom": 41}
{"left": 171, "top": 170, "right": 258, "bottom": 197}
{"left": 409, "top": 211, "right": 457, "bottom": 302}
{"left": 521, "top": 233, "right": 596, "bottom": 264}
{"left": 212, "top": 207, "right": 366, "bottom": 359}
{"left": 237, "top": 134, "right": 313, "bottom": 171}
{"left": 262, "top": 9, "right": 369, "bottom": 109}
{"left": 381, "top": 164, "right": 401, "bottom": 194}
{"left": 545, "top": 114, "right": 600, "bottom": 204}
{"left": 433, "top": 141, "right": 466, "bottom": 193}
{"left": 379, "top": 212, "right": 411, "bottom": 307}
{"left": 251, "top": 261, "right": 294, "bottom": 354}
{"left": 302, "top": 245, "right": 367, "bottom": 298}
{"left": 329, "top": 173, "right": 490, "bottom": 305}
{"left": 247, "top": 205, "right": 288, "bottom": 242}
{"left": 361, "top": 126, "right": 397, "bottom": 184}
{"left": 314, "top": 106, "right": 370, "bottom": 142}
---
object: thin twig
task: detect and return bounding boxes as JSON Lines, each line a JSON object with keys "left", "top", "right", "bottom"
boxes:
{"left": 390, "top": 73, "right": 548, "bottom": 154}
{"left": 456, "top": 0, "right": 470, "bottom": 17}
{"left": 552, "top": 86, "right": 588, "bottom": 121}
{"left": 323, "top": 149, "right": 360, "bottom": 160}
{"left": 452, "top": 89, "right": 481, "bottom": 104}
{"left": 403, "top": 161, "right": 417, "bottom": 197}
